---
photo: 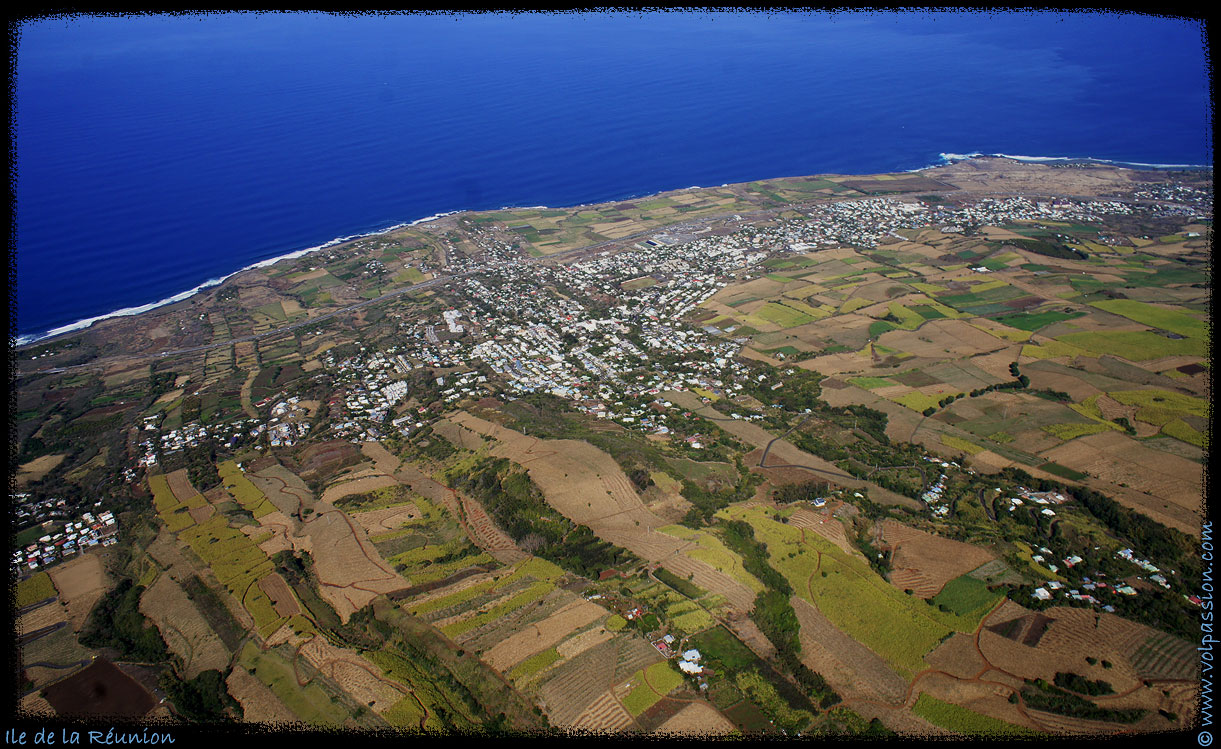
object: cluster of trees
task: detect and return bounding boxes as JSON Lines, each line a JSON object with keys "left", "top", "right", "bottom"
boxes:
{"left": 772, "top": 479, "right": 830, "bottom": 504}
{"left": 680, "top": 466, "right": 762, "bottom": 527}
{"left": 1020, "top": 678, "right": 1145, "bottom": 723}
{"left": 1053, "top": 672, "right": 1115, "bottom": 696}
{"left": 79, "top": 579, "right": 169, "bottom": 663}
{"left": 446, "top": 456, "right": 636, "bottom": 578}
{"left": 715, "top": 518, "right": 840, "bottom": 708}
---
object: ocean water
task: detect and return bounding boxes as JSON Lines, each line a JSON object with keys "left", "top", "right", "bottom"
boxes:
{"left": 14, "top": 11, "right": 1211, "bottom": 343}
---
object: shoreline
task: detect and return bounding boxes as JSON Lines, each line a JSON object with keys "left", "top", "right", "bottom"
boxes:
{"left": 15, "top": 152, "right": 1211, "bottom": 348}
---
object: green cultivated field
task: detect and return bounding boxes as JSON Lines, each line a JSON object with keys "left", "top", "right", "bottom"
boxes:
{"left": 722, "top": 506, "right": 974, "bottom": 678}
{"left": 1055, "top": 330, "right": 1205, "bottom": 360}
{"left": 930, "top": 574, "right": 1004, "bottom": 621}
{"left": 912, "top": 694, "right": 1035, "bottom": 736}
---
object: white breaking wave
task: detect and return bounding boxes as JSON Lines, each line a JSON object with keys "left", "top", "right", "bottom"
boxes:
{"left": 936, "top": 151, "right": 1210, "bottom": 169}
{"left": 17, "top": 211, "right": 465, "bottom": 347}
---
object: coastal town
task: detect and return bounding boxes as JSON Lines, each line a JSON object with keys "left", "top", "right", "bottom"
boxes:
{"left": 12, "top": 160, "right": 1209, "bottom": 735}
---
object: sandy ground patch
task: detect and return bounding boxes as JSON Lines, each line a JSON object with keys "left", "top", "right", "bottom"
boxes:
{"left": 226, "top": 664, "right": 299, "bottom": 723}
{"left": 16, "top": 454, "right": 66, "bottom": 485}
{"left": 47, "top": 552, "right": 110, "bottom": 633}
{"left": 655, "top": 701, "right": 736, "bottom": 735}
{"left": 483, "top": 600, "right": 607, "bottom": 673}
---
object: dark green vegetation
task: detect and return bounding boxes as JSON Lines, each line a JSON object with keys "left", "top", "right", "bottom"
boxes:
{"left": 1020, "top": 678, "right": 1144, "bottom": 723}
{"left": 79, "top": 579, "right": 168, "bottom": 663}
{"left": 444, "top": 455, "right": 637, "bottom": 578}
{"left": 1053, "top": 672, "right": 1114, "bottom": 696}
{"left": 653, "top": 567, "right": 706, "bottom": 599}
{"left": 717, "top": 520, "right": 840, "bottom": 710}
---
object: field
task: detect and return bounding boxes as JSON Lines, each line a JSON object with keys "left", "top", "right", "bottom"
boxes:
{"left": 46, "top": 552, "right": 111, "bottom": 632}
{"left": 882, "top": 519, "right": 997, "bottom": 599}
{"left": 723, "top": 505, "right": 982, "bottom": 678}
{"left": 237, "top": 641, "right": 355, "bottom": 725}
{"left": 16, "top": 571, "right": 58, "bottom": 609}
{"left": 912, "top": 693, "right": 1035, "bottom": 737}
{"left": 138, "top": 573, "right": 231, "bottom": 678}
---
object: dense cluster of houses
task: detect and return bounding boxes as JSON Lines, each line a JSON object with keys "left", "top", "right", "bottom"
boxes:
{"left": 12, "top": 508, "right": 118, "bottom": 573}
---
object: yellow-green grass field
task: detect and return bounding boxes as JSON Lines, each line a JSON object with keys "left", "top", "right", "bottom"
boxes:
{"left": 507, "top": 647, "right": 562, "bottom": 684}
{"left": 238, "top": 641, "right": 352, "bottom": 725}
{"left": 16, "top": 571, "right": 58, "bottom": 608}
{"left": 218, "top": 461, "right": 277, "bottom": 519}
{"left": 623, "top": 662, "right": 684, "bottom": 717}
{"left": 912, "top": 694, "right": 1035, "bottom": 737}
{"left": 1041, "top": 423, "right": 1112, "bottom": 441}
{"left": 1054, "top": 330, "right": 1206, "bottom": 361}
{"left": 1089, "top": 300, "right": 1208, "bottom": 339}
{"left": 941, "top": 435, "right": 985, "bottom": 455}
{"left": 658, "top": 525, "right": 765, "bottom": 593}
{"left": 720, "top": 506, "right": 973, "bottom": 678}
{"left": 178, "top": 514, "right": 285, "bottom": 638}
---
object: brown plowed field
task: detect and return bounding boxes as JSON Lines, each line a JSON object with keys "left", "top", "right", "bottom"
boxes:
{"left": 348, "top": 505, "right": 422, "bottom": 535}
{"left": 924, "top": 633, "right": 987, "bottom": 680}
{"left": 447, "top": 412, "right": 746, "bottom": 604}
{"left": 655, "top": 701, "right": 736, "bottom": 735}
{"left": 881, "top": 519, "right": 996, "bottom": 598}
{"left": 296, "top": 636, "right": 406, "bottom": 714}
{"left": 787, "top": 509, "right": 860, "bottom": 557}
{"left": 484, "top": 599, "right": 606, "bottom": 673}
{"left": 258, "top": 573, "right": 301, "bottom": 618}
{"left": 17, "top": 601, "right": 67, "bottom": 635}
{"left": 360, "top": 440, "right": 402, "bottom": 475}
{"left": 226, "top": 664, "right": 299, "bottom": 723}
{"left": 139, "top": 574, "right": 231, "bottom": 678}
{"left": 460, "top": 494, "right": 528, "bottom": 563}
{"left": 1037, "top": 430, "right": 1203, "bottom": 521}
{"left": 572, "top": 690, "right": 636, "bottom": 733}
{"left": 319, "top": 475, "right": 399, "bottom": 505}
{"left": 249, "top": 465, "right": 408, "bottom": 621}
{"left": 792, "top": 597, "right": 907, "bottom": 704}
{"left": 46, "top": 552, "right": 110, "bottom": 632}
{"left": 165, "top": 468, "right": 200, "bottom": 502}
{"left": 538, "top": 639, "right": 622, "bottom": 727}
{"left": 557, "top": 625, "right": 616, "bottom": 660}
{"left": 188, "top": 504, "right": 215, "bottom": 524}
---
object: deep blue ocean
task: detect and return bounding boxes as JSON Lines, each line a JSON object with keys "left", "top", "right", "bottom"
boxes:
{"left": 14, "top": 12, "right": 1211, "bottom": 343}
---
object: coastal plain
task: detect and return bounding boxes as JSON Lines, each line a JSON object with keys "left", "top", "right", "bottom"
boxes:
{"left": 12, "top": 157, "right": 1210, "bottom": 736}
